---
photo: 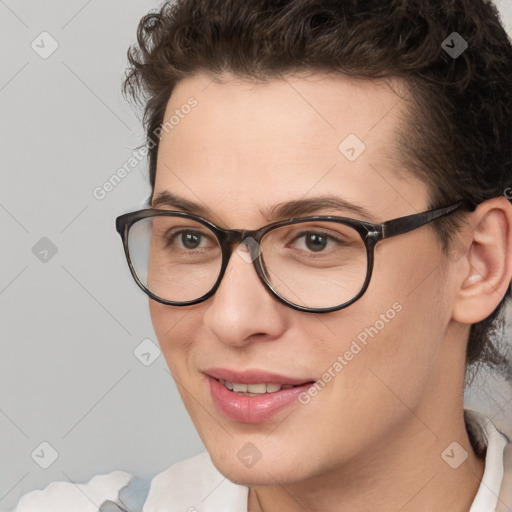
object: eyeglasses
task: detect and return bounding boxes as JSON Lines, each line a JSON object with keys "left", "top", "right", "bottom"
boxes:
{"left": 115, "top": 200, "right": 475, "bottom": 313}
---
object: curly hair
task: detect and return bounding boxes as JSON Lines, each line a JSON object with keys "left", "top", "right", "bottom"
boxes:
{"left": 123, "top": 0, "right": 512, "bottom": 380}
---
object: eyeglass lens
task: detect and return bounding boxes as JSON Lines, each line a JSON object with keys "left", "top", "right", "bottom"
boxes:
{"left": 127, "top": 215, "right": 368, "bottom": 309}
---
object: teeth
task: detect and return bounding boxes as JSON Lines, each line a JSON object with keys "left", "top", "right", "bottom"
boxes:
{"left": 246, "top": 383, "right": 267, "bottom": 393}
{"left": 219, "top": 380, "right": 297, "bottom": 394}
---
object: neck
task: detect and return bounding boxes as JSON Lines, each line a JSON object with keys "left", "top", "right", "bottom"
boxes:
{"left": 248, "top": 404, "right": 485, "bottom": 512}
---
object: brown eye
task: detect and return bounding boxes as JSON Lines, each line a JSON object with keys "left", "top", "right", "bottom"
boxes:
{"left": 304, "top": 233, "right": 328, "bottom": 252}
{"left": 180, "top": 232, "right": 202, "bottom": 249}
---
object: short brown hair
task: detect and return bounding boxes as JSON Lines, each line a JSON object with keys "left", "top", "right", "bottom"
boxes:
{"left": 123, "top": 0, "right": 512, "bottom": 379}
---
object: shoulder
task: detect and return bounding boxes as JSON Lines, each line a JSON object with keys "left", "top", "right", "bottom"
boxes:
{"left": 11, "top": 453, "right": 248, "bottom": 512}
{"left": 12, "top": 470, "right": 135, "bottom": 512}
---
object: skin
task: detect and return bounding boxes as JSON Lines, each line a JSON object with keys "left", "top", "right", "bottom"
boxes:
{"left": 148, "top": 71, "right": 512, "bottom": 512}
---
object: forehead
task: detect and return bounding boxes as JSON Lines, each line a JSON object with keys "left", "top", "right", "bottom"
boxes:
{"left": 154, "top": 72, "right": 427, "bottom": 226}
{"left": 164, "top": 71, "right": 409, "bottom": 145}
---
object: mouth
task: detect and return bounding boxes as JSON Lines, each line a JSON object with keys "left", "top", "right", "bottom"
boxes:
{"left": 217, "top": 379, "right": 311, "bottom": 395}
{"left": 204, "top": 369, "right": 316, "bottom": 423}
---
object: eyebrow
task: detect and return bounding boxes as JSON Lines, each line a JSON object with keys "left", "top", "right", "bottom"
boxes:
{"left": 267, "top": 196, "right": 377, "bottom": 222}
{"left": 151, "top": 191, "right": 210, "bottom": 216}
{"left": 151, "top": 190, "right": 377, "bottom": 223}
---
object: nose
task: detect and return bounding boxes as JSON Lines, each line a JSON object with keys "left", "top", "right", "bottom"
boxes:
{"left": 202, "top": 242, "right": 289, "bottom": 348}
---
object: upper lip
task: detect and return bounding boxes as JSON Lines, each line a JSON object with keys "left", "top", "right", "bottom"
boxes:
{"left": 204, "top": 368, "right": 314, "bottom": 385}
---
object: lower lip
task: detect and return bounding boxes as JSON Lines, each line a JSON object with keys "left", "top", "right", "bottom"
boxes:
{"left": 208, "top": 377, "right": 314, "bottom": 423}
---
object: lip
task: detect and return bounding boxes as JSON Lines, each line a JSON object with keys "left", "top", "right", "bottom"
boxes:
{"left": 204, "top": 367, "right": 312, "bottom": 386}
{"left": 204, "top": 368, "right": 315, "bottom": 423}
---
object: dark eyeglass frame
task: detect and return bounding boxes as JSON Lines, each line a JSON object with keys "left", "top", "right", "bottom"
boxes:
{"left": 115, "top": 200, "right": 476, "bottom": 313}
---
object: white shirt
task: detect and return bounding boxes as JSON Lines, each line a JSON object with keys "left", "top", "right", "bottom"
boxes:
{"left": 11, "top": 409, "right": 511, "bottom": 512}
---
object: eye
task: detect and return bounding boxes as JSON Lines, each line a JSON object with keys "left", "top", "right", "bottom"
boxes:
{"left": 302, "top": 233, "right": 329, "bottom": 252}
{"left": 164, "top": 229, "right": 216, "bottom": 251}
{"left": 292, "top": 231, "right": 341, "bottom": 252}
{"left": 179, "top": 231, "right": 203, "bottom": 249}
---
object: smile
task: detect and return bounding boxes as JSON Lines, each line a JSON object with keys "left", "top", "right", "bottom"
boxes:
{"left": 206, "top": 371, "right": 316, "bottom": 423}
{"left": 218, "top": 379, "right": 299, "bottom": 395}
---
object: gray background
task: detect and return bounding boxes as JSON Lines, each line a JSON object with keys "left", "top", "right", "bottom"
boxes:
{"left": 0, "top": 1, "right": 511, "bottom": 510}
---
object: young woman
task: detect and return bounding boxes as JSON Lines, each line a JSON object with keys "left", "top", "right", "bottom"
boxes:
{"left": 13, "top": 0, "right": 512, "bottom": 510}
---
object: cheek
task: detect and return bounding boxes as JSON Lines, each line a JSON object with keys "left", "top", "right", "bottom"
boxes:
{"left": 353, "top": 259, "right": 448, "bottom": 399}
{"left": 312, "top": 239, "right": 449, "bottom": 394}
{"left": 148, "top": 300, "right": 196, "bottom": 368}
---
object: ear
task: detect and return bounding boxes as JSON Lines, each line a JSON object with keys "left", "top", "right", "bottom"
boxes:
{"left": 452, "top": 196, "right": 512, "bottom": 324}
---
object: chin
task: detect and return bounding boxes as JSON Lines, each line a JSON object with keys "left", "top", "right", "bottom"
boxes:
{"left": 207, "top": 447, "right": 310, "bottom": 487}
{"left": 214, "top": 460, "right": 300, "bottom": 487}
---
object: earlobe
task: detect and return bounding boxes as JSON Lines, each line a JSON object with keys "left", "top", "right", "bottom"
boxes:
{"left": 452, "top": 197, "right": 512, "bottom": 324}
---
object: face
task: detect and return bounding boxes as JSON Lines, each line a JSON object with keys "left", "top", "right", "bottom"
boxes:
{"left": 149, "top": 72, "right": 461, "bottom": 485}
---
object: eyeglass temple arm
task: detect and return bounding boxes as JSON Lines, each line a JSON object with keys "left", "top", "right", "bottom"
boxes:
{"left": 379, "top": 200, "right": 477, "bottom": 240}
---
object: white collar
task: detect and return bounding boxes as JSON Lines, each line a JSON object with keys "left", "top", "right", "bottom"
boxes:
{"left": 143, "top": 451, "right": 248, "bottom": 511}
{"left": 466, "top": 409, "right": 509, "bottom": 512}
